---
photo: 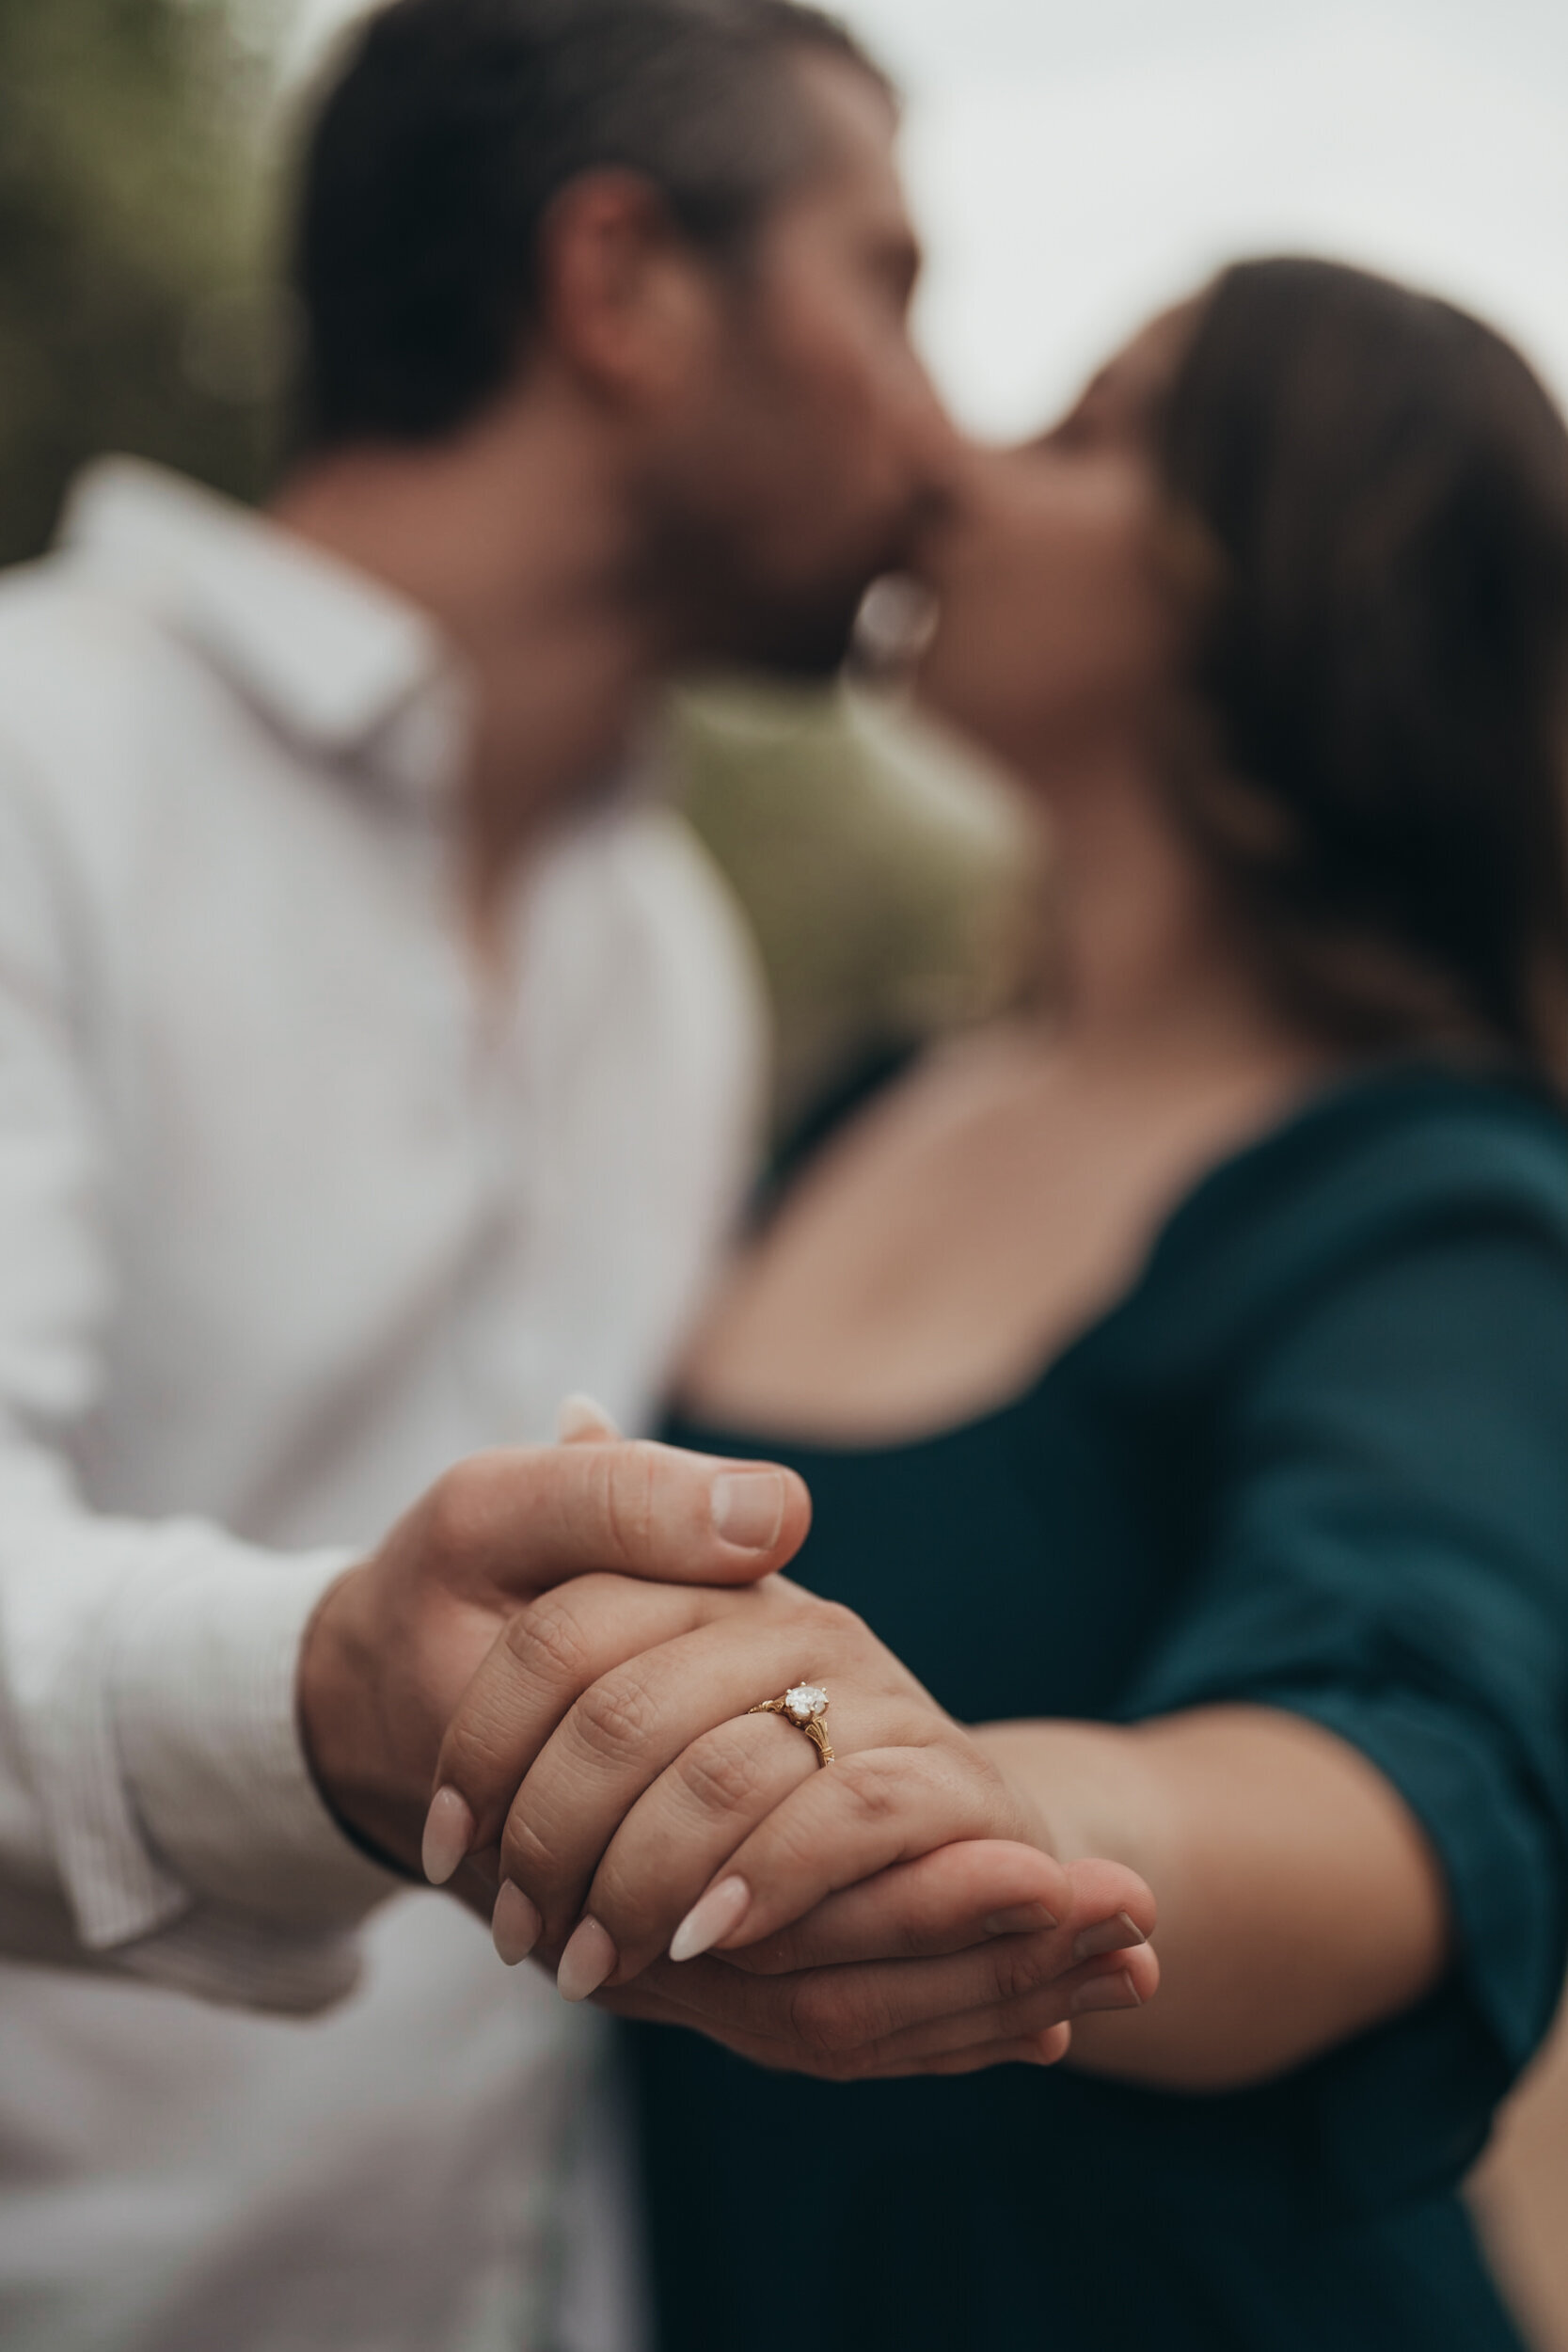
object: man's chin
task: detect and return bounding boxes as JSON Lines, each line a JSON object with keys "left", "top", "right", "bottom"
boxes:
{"left": 698, "top": 596, "right": 863, "bottom": 684}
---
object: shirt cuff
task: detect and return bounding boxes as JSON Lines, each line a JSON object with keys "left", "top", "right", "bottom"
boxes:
{"left": 111, "top": 1538, "right": 403, "bottom": 1932}
{"left": 115, "top": 1897, "right": 372, "bottom": 2015}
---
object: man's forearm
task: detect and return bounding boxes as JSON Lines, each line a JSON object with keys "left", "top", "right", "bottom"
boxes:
{"left": 975, "top": 1704, "right": 1450, "bottom": 2090}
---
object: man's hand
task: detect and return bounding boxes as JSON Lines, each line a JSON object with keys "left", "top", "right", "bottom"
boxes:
{"left": 295, "top": 1434, "right": 810, "bottom": 1889}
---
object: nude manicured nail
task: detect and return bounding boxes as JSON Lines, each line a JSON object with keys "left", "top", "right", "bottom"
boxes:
{"left": 558, "top": 1916, "right": 618, "bottom": 2002}
{"left": 710, "top": 1470, "right": 785, "bottom": 1551}
{"left": 984, "top": 1902, "right": 1060, "bottom": 1936}
{"left": 421, "top": 1786, "right": 475, "bottom": 1886}
{"left": 670, "top": 1874, "right": 752, "bottom": 1963}
{"left": 1073, "top": 1910, "right": 1147, "bottom": 1963}
{"left": 1071, "top": 1969, "right": 1142, "bottom": 2016}
{"left": 492, "top": 1881, "right": 544, "bottom": 1966}
{"left": 557, "top": 1392, "right": 622, "bottom": 1443}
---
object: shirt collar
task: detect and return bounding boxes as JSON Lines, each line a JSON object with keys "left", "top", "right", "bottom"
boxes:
{"left": 58, "top": 457, "right": 469, "bottom": 808}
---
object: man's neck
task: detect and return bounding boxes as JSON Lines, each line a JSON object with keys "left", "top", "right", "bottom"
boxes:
{"left": 271, "top": 384, "right": 672, "bottom": 934}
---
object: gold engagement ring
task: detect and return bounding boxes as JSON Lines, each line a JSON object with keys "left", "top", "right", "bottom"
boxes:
{"left": 749, "top": 1681, "right": 834, "bottom": 1766}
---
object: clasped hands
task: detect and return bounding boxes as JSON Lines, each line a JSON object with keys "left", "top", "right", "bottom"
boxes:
{"left": 301, "top": 1411, "right": 1155, "bottom": 2081}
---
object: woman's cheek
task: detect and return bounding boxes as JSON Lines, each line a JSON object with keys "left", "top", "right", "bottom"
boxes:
{"left": 927, "top": 662, "right": 1044, "bottom": 771}
{"left": 917, "top": 616, "right": 1017, "bottom": 748}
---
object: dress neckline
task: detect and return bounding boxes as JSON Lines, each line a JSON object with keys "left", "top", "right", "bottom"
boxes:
{"left": 668, "top": 1058, "right": 1551, "bottom": 1466}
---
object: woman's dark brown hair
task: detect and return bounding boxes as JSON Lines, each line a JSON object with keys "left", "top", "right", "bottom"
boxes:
{"left": 1156, "top": 256, "right": 1568, "bottom": 1086}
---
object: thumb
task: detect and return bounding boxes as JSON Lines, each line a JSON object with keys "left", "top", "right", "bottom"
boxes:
{"left": 419, "top": 1438, "right": 812, "bottom": 1600}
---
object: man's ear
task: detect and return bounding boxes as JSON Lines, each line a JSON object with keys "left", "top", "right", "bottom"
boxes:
{"left": 537, "top": 169, "right": 721, "bottom": 405}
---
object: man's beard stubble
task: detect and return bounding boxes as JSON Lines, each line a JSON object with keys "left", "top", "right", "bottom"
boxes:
{"left": 637, "top": 453, "right": 942, "bottom": 681}
{"left": 642, "top": 507, "right": 879, "bottom": 678}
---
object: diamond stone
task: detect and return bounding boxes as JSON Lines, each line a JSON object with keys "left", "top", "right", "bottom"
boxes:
{"left": 784, "top": 1682, "right": 829, "bottom": 1724}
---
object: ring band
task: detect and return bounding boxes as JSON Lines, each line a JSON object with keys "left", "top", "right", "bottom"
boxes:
{"left": 749, "top": 1680, "right": 834, "bottom": 1766}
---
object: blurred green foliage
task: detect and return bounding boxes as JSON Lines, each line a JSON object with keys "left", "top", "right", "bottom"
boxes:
{"left": 676, "top": 679, "right": 1035, "bottom": 1123}
{"left": 0, "top": 0, "right": 1032, "bottom": 1121}
{"left": 0, "top": 0, "right": 290, "bottom": 564}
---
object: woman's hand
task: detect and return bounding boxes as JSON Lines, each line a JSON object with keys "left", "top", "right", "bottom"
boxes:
{"left": 425, "top": 1557, "right": 1155, "bottom": 2072}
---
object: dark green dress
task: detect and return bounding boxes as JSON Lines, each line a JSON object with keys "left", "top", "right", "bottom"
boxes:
{"left": 633, "top": 1065, "right": 1568, "bottom": 2352}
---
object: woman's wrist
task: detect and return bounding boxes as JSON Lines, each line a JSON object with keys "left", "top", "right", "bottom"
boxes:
{"left": 976, "top": 1706, "right": 1451, "bottom": 2090}
{"left": 973, "top": 1718, "right": 1170, "bottom": 1883}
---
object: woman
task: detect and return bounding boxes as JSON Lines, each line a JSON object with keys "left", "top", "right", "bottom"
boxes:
{"left": 432, "top": 259, "right": 1568, "bottom": 2347}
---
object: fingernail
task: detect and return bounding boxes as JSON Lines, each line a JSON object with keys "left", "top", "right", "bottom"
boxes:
{"left": 1073, "top": 1910, "right": 1147, "bottom": 1963}
{"left": 710, "top": 1470, "right": 785, "bottom": 1551}
{"left": 558, "top": 1915, "right": 618, "bottom": 2001}
{"left": 670, "top": 1873, "right": 752, "bottom": 1963}
{"left": 492, "top": 1881, "right": 544, "bottom": 1966}
{"left": 984, "top": 1901, "right": 1060, "bottom": 1935}
{"left": 421, "top": 1786, "right": 475, "bottom": 1886}
{"left": 1071, "top": 1968, "right": 1142, "bottom": 2016}
{"left": 557, "top": 1391, "right": 622, "bottom": 1443}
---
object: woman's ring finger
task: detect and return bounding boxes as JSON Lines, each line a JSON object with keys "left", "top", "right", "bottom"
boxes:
{"left": 748, "top": 1680, "right": 834, "bottom": 1765}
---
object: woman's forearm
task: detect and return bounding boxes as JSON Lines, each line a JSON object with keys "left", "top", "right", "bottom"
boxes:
{"left": 976, "top": 1705, "right": 1450, "bottom": 2090}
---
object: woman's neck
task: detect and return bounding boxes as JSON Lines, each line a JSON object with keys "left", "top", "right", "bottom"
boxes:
{"left": 673, "top": 746, "right": 1344, "bottom": 1443}
{"left": 1033, "top": 745, "right": 1315, "bottom": 1082}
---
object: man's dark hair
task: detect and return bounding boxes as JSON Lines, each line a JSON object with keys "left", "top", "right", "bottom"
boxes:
{"left": 290, "top": 0, "right": 888, "bottom": 451}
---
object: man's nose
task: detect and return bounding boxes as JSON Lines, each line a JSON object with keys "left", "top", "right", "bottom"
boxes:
{"left": 899, "top": 366, "right": 965, "bottom": 502}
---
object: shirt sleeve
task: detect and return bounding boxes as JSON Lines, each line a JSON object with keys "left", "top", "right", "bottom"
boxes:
{"left": 0, "top": 760, "right": 398, "bottom": 2014}
{"left": 1121, "top": 1201, "right": 1568, "bottom": 2203}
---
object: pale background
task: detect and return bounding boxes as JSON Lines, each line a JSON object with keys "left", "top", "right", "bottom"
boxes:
{"left": 288, "top": 0, "right": 1568, "bottom": 433}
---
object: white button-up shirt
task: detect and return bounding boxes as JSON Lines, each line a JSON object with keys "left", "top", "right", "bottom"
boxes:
{"left": 0, "top": 459, "right": 764, "bottom": 2352}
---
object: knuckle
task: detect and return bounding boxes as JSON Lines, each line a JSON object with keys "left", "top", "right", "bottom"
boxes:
{"left": 439, "top": 1685, "right": 518, "bottom": 1788}
{"left": 511, "top": 1590, "right": 594, "bottom": 1692}
{"left": 571, "top": 1663, "right": 658, "bottom": 1762}
{"left": 674, "top": 1728, "right": 768, "bottom": 1819}
{"left": 992, "top": 1934, "right": 1052, "bottom": 2007}
{"left": 786, "top": 1971, "right": 862, "bottom": 2065}
{"left": 835, "top": 1752, "right": 903, "bottom": 1832}
{"left": 499, "top": 1807, "right": 556, "bottom": 1895}
{"left": 785, "top": 1595, "right": 865, "bottom": 1652}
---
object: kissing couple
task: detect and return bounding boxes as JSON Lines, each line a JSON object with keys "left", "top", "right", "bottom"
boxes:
{"left": 1, "top": 3, "right": 1566, "bottom": 2350}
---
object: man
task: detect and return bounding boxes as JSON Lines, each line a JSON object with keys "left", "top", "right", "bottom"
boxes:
{"left": 0, "top": 4, "right": 956, "bottom": 2345}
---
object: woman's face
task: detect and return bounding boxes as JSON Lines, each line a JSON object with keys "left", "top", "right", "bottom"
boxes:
{"left": 914, "top": 308, "right": 1196, "bottom": 780}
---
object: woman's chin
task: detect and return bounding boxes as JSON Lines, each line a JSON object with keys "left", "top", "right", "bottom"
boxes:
{"left": 908, "top": 660, "right": 1018, "bottom": 771}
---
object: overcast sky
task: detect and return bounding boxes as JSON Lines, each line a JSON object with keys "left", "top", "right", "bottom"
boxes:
{"left": 287, "top": 0, "right": 1568, "bottom": 434}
